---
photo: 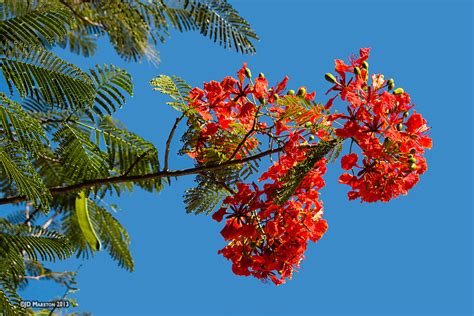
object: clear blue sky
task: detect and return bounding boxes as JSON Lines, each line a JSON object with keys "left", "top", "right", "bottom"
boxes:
{"left": 23, "top": 0, "right": 472, "bottom": 315}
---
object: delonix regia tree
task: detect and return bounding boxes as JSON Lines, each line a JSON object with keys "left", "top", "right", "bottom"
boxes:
{"left": 0, "top": 1, "right": 432, "bottom": 315}
{"left": 0, "top": 0, "right": 258, "bottom": 314}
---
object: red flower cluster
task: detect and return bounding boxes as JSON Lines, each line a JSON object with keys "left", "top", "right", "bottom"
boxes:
{"left": 185, "top": 64, "right": 321, "bottom": 163}
{"left": 186, "top": 64, "right": 277, "bottom": 161}
{"left": 325, "top": 48, "right": 432, "bottom": 202}
{"left": 182, "top": 48, "right": 431, "bottom": 285}
{"left": 213, "top": 134, "right": 328, "bottom": 285}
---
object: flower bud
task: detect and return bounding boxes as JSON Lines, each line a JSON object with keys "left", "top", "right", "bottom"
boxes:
{"left": 387, "top": 78, "right": 395, "bottom": 90}
{"left": 403, "top": 111, "right": 409, "bottom": 118}
{"left": 244, "top": 67, "right": 252, "bottom": 79}
{"left": 324, "top": 73, "right": 338, "bottom": 84}
{"left": 410, "top": 148, "right": 417, "bottom": 154}
{"left": 287, "top": 89, "right": 295, "bottom": 95}
{"left": 396, "top": 123, "right": 403, "bottom": 131}
{"left": 273, "top": 94, "right": 280, "bottom": 100}
{"left": 393, "top": 88, "right": 405, "bottom": 95}
{"left": 354, "top": 67, "right": 361, "bottom": 77}
{"left": 362, "top": 61, "right": 369, "bottom": 70}
{"left": 297, "top": 87, "right": 307, "bottom": 97}
{"left": 258, "top": 72, "right": 265, "bottom": 79}
{"left": 309, "top": 135, "right": 315, "bottom": 140}
{"left": 409, "top": 163, "right": 417, "bottom": 171}
{"left": 408, "top": 157, "right": 416, "bottom": 163}
{"left": 305, "top": 121, "right": 312, "bottom": 128}
{"left": 258, "top": 97, "right": 266, "bottom": 104}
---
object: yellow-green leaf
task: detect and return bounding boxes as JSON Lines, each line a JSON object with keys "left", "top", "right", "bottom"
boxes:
{"left": 75, "top": 191, "right": 101, "bottom": 251}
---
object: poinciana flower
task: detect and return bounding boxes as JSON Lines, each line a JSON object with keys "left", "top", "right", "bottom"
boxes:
{"left": 325, "top": 48, "right": 432, "bottom": 202}
{"left": 179, "top": 48, "right": 431, "bottom": 284}
{"left": 213, "top": 139, "right": 328, "bottom": 285}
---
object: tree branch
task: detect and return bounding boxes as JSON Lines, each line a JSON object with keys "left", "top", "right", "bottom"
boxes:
{"left": 122, "top": 149, "right": 154, "bottom": 176}
{"left": 164, "top": 114, "right": 184, "bottom": 171}
{"left": 59, "top": 0, "right": 104, "bottom": 28}
{"left": 0, "top": 140, "right": 340, "bottom": 206}
{"left": 227, "top": 105, "right": 261, "bottom": 161}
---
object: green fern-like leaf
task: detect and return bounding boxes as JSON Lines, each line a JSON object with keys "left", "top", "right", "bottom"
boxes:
{"left": 33, "top": 148, "right": 65, "bottom": 187}
{"left": 184, "top": 184, "right": 225, "bottom": 215}
{"left": 0, "top": 219, "right": 73, "bottom": 283}
{"left": 54, "top": 123, "right": 110, "bottom": 182}
{"left": 0, "top": 219, "right": 73, "bottom": 314}
{"left": 158, "top": 0, "right": 259, "bottom": 54}
{"left": 0, "top": 93, "right": 47, "bottom": 155}
{"left": 0, "top": 4, "right": 72, "bottom": 55}
{"left": 0, "top": 288, "right": 25, "bottom": 316}
{"left": 95, "top": 0, "right": 158, "bottom": 63}
{"left": 62, "top": 198, "right": 134, "bottom": 270}
{"left": 272, "top": 139, "right": 340, "bottom": 205}
{"left": 0, "top": 0, "right": 35, "bottom": 20}
{"left": 0, "top": 144, "right": 51, "bottom": 209}
{"left": 90, "top": 202, "right": 134, "bottom": 271}
{"left": 185, "top": 0, "right": 259, "bottom": 54}
{"left": 89, "top": 64, "right": 133, "bottom": 116}
{"left": 184, "top": 172, "right": 237, "bottom": 215}
{"left": 98, "top": 117, "right": 159, "bottom": 173}
{"left": 0, "top": 249, "right": 24, "bottom": 290}
{"left": 0, "top": 46, "right": 95, "bottom": 109}
{"left": 59, "top": 23, "right": 102, "bottom": 58}
{"left": 150, "top": 74, "right": 192, "bottom": 112}
{"left": 1, "top": 229, "right": 73, "bottom": 263}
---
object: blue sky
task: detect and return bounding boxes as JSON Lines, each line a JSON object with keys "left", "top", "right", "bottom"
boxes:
{"left": 22, "top": 0, "right": 472, "bottom": 315}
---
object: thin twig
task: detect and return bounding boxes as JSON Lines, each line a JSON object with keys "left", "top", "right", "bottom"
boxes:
{"left": 164, "top": 114, "right": 184, "bottom": 172}
{"left": 122, "top": 149, "right": 154, "bottom": 176}
{"left": 42, "top": 209, "right": 61, "bottom": 229}
{"left": 202, "top": 173, "right": 236, "bottom": 194}
{"left": 21, "top": 272, "right": 64, "bottom": 281}
{"left": 49, "top": 265, "right": 82, "bottom": 316}
{"left": 227, "top": 105, "right": 261, "bottom": 161}
{"left": 24, "top": 207, "right": 40, "bottom": 226}
{"left": 59, "top": 0, "right": 103, "bottom": 28}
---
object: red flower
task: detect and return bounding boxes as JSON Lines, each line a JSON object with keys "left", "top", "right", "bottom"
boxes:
{"left": 213, "top": 147, "right": 329, "bottom": 285}
{"left": 253, "top": 77, "right": 268, "bottom": 99}
{"left": 327, "top": 49, "right": 432, "bottom": 202}
{"left": 341, "top": 153, "right": 358, "bottom": 170}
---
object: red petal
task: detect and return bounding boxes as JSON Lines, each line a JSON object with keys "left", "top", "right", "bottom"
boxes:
{"left": 212, "top": 207, "right": 227, "bottom": 222}
{"left": 339, "top": 173, "right": 355, "bottom": 185}
{"left": 341, "top": 153, "right": 358, "bottom": 170}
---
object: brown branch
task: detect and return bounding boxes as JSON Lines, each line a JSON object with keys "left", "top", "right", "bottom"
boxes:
{"left": 227, "top": 106, "right": 261, "bottom": 161}
{"left": 59, "top": 0, "right": 104, "bottom": 28}
{"left": 164, "top": 114, "right": 184, "bottom": 172}
{"left": 21, "top": 272, "right": 64, "bottom": 281}
{"left": 42, "top": 209, "right": 61, "bottom": 229}
{"left": 122, "top": 149, "right": 154, "bottom": 176}
{"left": 24, "top": 207, "right": 40, "bottom": 226}
{"left": 0, "top": 140, "right": 340, "bottom": 207}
